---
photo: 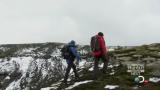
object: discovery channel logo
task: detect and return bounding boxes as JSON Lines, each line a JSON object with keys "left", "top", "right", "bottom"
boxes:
{"left": 127, "top": 64, "right": 144, "bottom": 76}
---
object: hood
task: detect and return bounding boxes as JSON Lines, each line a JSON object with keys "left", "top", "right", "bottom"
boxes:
{"left": 68, "top": 40, "right": 76, "bottom": 47}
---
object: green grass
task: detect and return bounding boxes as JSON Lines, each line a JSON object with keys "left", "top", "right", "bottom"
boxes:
{"left": 62, "top": 65, "right": 160, "bottom": 90}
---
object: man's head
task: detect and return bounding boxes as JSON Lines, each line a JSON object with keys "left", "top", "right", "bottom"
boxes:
{"left": 98, "top": 32, "right": 104, "bottom": 36}
{"left": 69, "top": 40, "right": 76, "bottom": 46}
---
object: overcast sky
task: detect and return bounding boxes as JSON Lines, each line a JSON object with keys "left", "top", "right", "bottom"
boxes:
{"left": 0, "top": 0, "right": 160, "bottom": 46}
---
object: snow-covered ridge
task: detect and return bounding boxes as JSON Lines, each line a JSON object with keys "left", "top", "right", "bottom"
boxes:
{"left": 0, "top": 43, "right": 66, "bottom": 90}
{"left": 0, "top": 43, "right": 117, "bottom": 90}
{"left": 0, "top": 43, "right": 93, "bottom": 90}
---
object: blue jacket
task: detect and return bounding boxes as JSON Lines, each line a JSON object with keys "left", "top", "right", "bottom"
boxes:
{"left": 66, "top": 41, "right": 81, "bottom": 64}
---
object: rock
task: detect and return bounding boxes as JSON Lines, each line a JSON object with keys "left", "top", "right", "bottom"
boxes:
{"left": 142, "top": 57, "right": 156, "bottom": 64}
{"left": 132, "top": 55, "right": 142, "bottom": 58}
{"left": 118, "top": 57, "right": 132, "bottom": 61}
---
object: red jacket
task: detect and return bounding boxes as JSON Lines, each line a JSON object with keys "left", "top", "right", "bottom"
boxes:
{"left": 92, "top": 35, "right": 108, "bottom": 57}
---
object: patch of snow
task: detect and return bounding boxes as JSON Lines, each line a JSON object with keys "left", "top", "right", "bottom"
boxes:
{"left": 0, "top": 61, "right": 17, "bottom": 73}
{"left": 132, "top": 86, "right": 139, "bottom": 90}
{"left": 42, "top": 82, "right": 62, "bottom": 90}
{"left": 83, "top": 62, "right": 93, "bottom": 69}
{"left": 41, "top": 87, "right": 57, "bottom": 90}
{"left": 10, "top": 57, "right": 33, "bottom": 73}
{"left": 5, "top": 76, "right": 11, "bottom": 80}
{"left": 109, "top": 48, "right": 115, "bottom": 51}
{"left": 99, "top": 63, "right": 104, "bottom": 68}
{"left": 114, "top": 64, "right": 120, "bottom": 67}
{"left": 89, "top": 67, "right": 93, "bottom": 71}
{"left": 109, "top": 72, "right": 115, "bottom": 75}
{"left": 79, "top": 60, "right": 86, "bottom": 68}
{"left": 149, "top": 77, "right": 160, "bottom": 83}
{"left": 6, "top": 78, "right": 22, "bottom": 90}
{"left": 22, "top": 48, "right": 35, "bottom": 53}
{"left": 0, "top": 47, "right": 9, "bottom": 52}
{"left": 15, "top": 48, "right": 37, "bottom": 55}
{"left": 108, "top": 65, "right": 114, "bottom": 69}
{"left": 51, "top": 82, "right": 61, "bottom": 86}
{"left": 65, "top": 80, "right": 93, "bottom": 90}
{"left": 104, "top": 85, "right": 119, "bottom": 89}
{"left": 51, "top": 48, "right": 61, "bottom": 57}
{"left": 41, "top": 82, "right": 61, "bottom": 90}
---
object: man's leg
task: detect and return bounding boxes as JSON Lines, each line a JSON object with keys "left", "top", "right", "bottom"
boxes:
{"left": 102, "top": 54, "right": 109, "bottom": 73}
{"left": 64, "top": 63, "right": 72, "bottom": 83}
{"left": 71, "top": 62, "right": 79, "bottom": 79}
{"left": 94, "top": 57, "right": 99, "bottom": 78}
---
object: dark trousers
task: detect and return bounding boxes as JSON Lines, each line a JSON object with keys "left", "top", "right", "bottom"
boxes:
{"left": 94, "top": 54, "right": 109, "bottom": 78}
{"left": 64, "top": 60, "right": 79, "bottom": 82}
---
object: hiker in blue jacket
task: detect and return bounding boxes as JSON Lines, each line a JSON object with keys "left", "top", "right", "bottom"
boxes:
{"left": 63, "top": 40, "right": 81, "bottom": 84}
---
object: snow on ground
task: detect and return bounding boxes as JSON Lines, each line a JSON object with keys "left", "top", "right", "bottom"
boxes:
{"left": 1, "top": 45, "right": 70, "bottom": 90}
{"left": 88, "top": 62, "right": 104, "bottom": 71}
{"left": 41, "top": 82, "right": 61, "bottom": 90}
{"left": 109, "top": 72, "right": 115, "bottom": 75}
{"left": 6, "top": 57, "right": 57, "bottom": 90}
{"left": 0, "top": 60, "right": 16, "bottom": 73}
{"left": 108, "top": 48, "right": 115, "bottom": 51}
{"left": 65, "top": 80, "right": 93, "bottom": 90}
{"left": 10, "top": 57, "right": 33, "bottom": 73}
{"left": 5, "top": 76, "right": 11, "bottom": 80}
{"left": 104, "top": 85, "right": 119, "bottom": 89}
{"left": 89, "top": 67, "right": 93, "bottom": 71}
{"left": 41, "top": 87, "right": 57, "bottom": 90}
{"left": 0, "top": 47, "right": 9, "bottom": 52}
{"left": 114, "top": 64, "right": 120, "bottom": 67}
{"left": 51, "top": 48, "right": 61, "bottom": 57}
{"left": 6, "top": 79, "right": 21, "bottom": 90}
{"left": 78, "top": 60, "right": 87, "bottom": 69}
{"left": 51, "top": 82, "right": 61, "bottom": 87}
{"left": 6, "top": 73, "right": 30, "bottom": 90}
{"left": 108, "top": 65, "right": 114, "bottom": 69}
{"left": 0, "top": 57, "right": 32, "bottom": 72}
{"left": 5, "top": 57, "right": 34, "bottom": 90}
{"left": 149, "top": 77, "right": 160, "bottom": 83}
{"left": 15, "top": 48, "right": 36, "bottom": 55}
{"left": 88, "top": 63, "right": 118, "bottom": 72}
{"left": 0, "top": 57, "right": 33, "bottom": 74}
{"left": 21, "top": 48, "right": 36, "bottom": 53}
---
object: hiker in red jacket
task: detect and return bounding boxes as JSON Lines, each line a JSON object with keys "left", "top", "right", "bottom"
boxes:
{"left": 90, "top": 32, "right": 109, "bottom": 78}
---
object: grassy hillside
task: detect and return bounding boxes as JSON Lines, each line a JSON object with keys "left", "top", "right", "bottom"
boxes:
{"left": 57, "top": 43, "right": 160, "bottom": 90}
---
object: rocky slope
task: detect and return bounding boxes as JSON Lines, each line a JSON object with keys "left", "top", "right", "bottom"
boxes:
{"left": 43, "top": 43, "right": 160, "bottom": 90}
{"left": 0, "top": 43, "right": 160, "bottom": 90}
{"left": 0, "top": 43, "right": 73, "bottom": 90}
